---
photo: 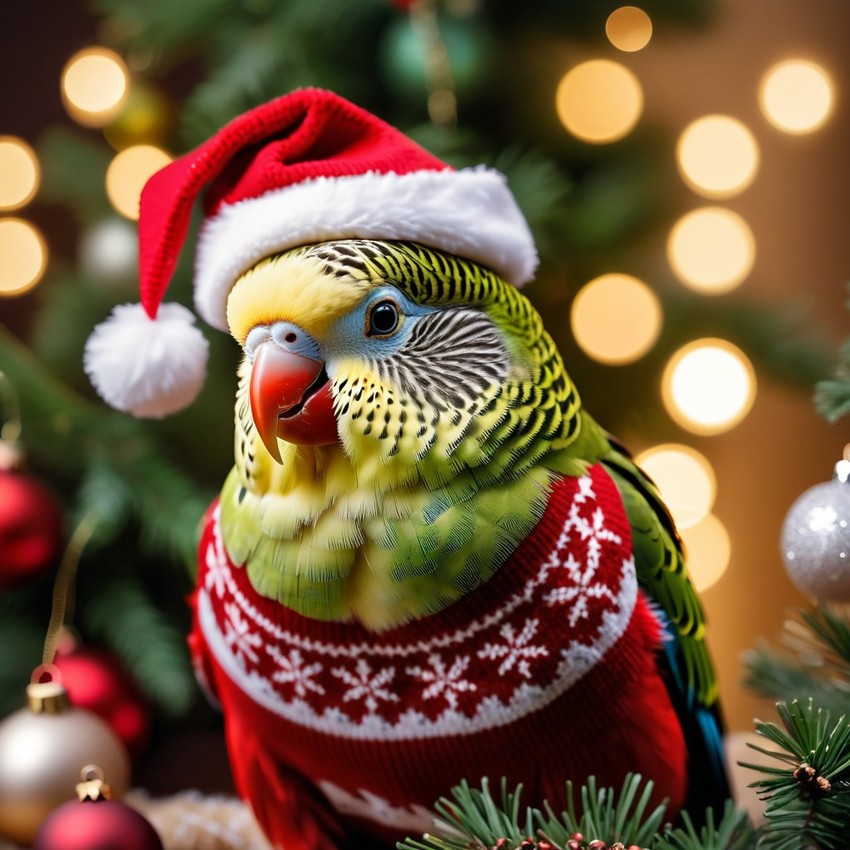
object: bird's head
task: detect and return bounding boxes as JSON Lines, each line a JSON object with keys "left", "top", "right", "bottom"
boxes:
{"left": 226, "top": 239, "right": 579, "bottom": 488}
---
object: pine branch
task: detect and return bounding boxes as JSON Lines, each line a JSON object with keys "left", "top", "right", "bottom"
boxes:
{"left": 398, "top": 774, "right": 746, "bottom": 850}
{"left": 36, "top": 127, "right": 112, "bottom": 225}
{"left": 81, "top": 570, "right": 198, "bottom": 717}
{"left": 742, "top": 646, "right": 850, "bottom": 718}
{"left": 653, "top": 802, "right": 755, "bottom": 850}
{"left": 799, "top": 607, "right": 850, "bottom": 668}
{"left": 742, "top": 608, "right": 850, "bottom": 717}
{"left": 117, "top": 447, "right": 211, "bottom": 571}
{"left": 536, "top": 774, "right": 667, "bottom": 848}
{"left": 814, "top": 285, "right": 850, "bottom": 423}
{"left": 0, "top": 614, "right": 46, "bottom": 715}
{"left": 740, "top": 700, "right": 850, "bottom": 850}
{"left": 88, "top": 0, "right": 233, "bottom": 57}
{"left": 662, "top": 294, "right": 834, "bottom": 391}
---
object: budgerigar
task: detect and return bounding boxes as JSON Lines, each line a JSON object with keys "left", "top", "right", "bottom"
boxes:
{"left": 83, "top": 90, "right": 729, "bottom": 850}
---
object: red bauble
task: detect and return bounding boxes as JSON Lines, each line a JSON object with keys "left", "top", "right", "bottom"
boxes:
{"left": 54, "top": 647, "right": 151, "bottom": 759}
{"left": 0, "top": 470, "right": 63, "bottom": 590}
{"left": 33, "top": 798, "right": 163, "bottom": 850}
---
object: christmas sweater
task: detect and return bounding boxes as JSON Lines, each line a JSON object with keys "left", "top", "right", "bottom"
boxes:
{"left": 189, "top": 464, "right": 687, "bottom": 850}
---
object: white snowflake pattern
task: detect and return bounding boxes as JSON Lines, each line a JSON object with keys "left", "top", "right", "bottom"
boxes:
{"left": 477, "top": 618, "right": 548, "bottom": 678}
{"left": 204, "top": 537, "right": 228, "bottom": 598}
{"left": 223, "top": 602, "right": 263, "bottom": 667}
{"left": 268, "top": 646, "right": 326, "bottom": 698}
{"left": 545, "top": 494, "right": 621, "bottom": 627}
{"left": 331, "top": 658, "right": 399, "bottom": 713}
{"left": 406, "top": 654, "right": 477, "bottom": 709}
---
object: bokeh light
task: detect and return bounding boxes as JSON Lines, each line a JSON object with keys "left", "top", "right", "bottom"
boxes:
{"left": 556, "top": 60, "right": 644, "bottom": 144}
{"left": 570, "top": 273, "right": 662, "bottom": 364}
{"left": 0, "top": 137, "right": 40, "bottom": 211}
{"left": 634, "top": 443, "right": 716, "bottom": 529}
{"left": 681, "top": 513, "right": 731, "bottom": 591}
{"left": 667, "top": 207, "right": 755, "bottom": 294}
{"left": 105, "top": 145, "right": 172, "bottom": 220}
{"left": 662, "top": 338, "right": 756, "bottom": 435}
{"left": 676, "top": 115, "right": 760, "bottom": 198}
{"left": 760, "top": 59, "right": 833, "bottom": 134}
{"left": 605, "top": 7, "right": 653, "bottom": 52}
{"left": 0, "top": 218, "right": 47, "bottom": 296}
{"left": 61, "top": 47, "right": 130, "bottom": 127}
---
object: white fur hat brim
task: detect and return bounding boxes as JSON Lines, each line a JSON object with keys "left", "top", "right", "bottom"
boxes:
{"left": 194, "top": 167, "right": 538, "bottom": 331}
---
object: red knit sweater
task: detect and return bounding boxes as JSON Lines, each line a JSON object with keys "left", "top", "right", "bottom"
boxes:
{"left": 189, "top": 464, "right": 686, "bottom": 849}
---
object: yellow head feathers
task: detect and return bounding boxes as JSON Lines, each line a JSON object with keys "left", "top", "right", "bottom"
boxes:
{"left": 226, "top": 249, "right": 370, "bottom": 346}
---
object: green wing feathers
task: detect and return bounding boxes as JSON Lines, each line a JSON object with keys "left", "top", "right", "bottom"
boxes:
{"left": 600, "top": 444, "right": 719, "bottom": 708}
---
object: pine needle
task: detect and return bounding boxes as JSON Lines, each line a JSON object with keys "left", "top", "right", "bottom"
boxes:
{"left": 740, "top": 700, "right": 850, "bottom": 850}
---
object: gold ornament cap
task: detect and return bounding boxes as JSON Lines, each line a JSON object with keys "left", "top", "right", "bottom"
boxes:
{"left": 27, "top": 665, "right": 70, "bottom": 714}
{"left": 76, "top": 765, "right": 113, "bottom": 802}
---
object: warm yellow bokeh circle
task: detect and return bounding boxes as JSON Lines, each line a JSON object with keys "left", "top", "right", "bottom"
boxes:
{"left": 759, "top": 59, "right": 833, "bottom": 134}
{"left": 667, "top": 207, "right": 755, "bottom": 294}
{"left": 106, "top": 146, "right": 173, "bottom": 220}
{"left": 606, "top": 7, "right": 653, "bottom": 53}
{"left": 62, "top": 47, "right": 130, "bottom": 127}
{"left": 556, "top": 60, "right": 644, "bottom": 144}
{"left": 634, "top": 443, "right": 716, "bottom": 529}
{"left": 570, "top": 273, "right": 662, "bottom": 365}
{"left": 0, "top": 218, "right": 48, "bottom": 296}
{"left": 662, "top": 338, "right": 756, "bottom": 435}
{"left": 681, "top": 513, "right": 731, "bottom": 592}
{"left": 0, "top": 137, "right": 40, "bottom": 211}
{"left": 676, "top": 115, "right": 760, "bottom": 198}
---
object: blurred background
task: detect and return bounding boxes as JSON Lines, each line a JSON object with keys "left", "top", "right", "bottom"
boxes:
{"left": 0, "top": 0, "right": 848, "bottom": 795}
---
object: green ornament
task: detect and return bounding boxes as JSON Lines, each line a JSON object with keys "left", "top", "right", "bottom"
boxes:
{"left": 379, "top": 13, "right": 493, "bottom": 103}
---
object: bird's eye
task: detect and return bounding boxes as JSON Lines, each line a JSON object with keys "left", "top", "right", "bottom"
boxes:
{"left": 366, "top": 300, "right": 401, "bottom": 337}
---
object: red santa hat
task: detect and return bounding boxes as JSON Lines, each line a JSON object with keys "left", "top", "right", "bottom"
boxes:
{"left": 84, "top": 88, "right": 538, "bottom": 418}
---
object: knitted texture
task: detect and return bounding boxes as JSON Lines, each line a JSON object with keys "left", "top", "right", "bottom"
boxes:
{"left": 189, "top": 464, "right": 687, "bottom": 849}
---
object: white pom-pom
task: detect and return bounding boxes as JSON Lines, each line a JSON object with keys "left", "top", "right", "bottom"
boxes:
{"left": 84, "top": 302, "right": 209, "bottom": 418}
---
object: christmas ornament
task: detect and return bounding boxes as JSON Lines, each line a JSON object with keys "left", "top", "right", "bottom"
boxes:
{"left": 79, "top": 218, "right": 138, "bottom": 288}
{"left": 103, "top": 81, "right": 173, "bottom": 151}
{"left": 781, "top": 458, "right": 850, "bottom": 602}
{"left": 379, "top": 11, "right": 492, "bottom": 103}
{"left": 54, "top": 644, "right": 151, "bottom": 759}
{"left": 0, "top": 669, "right": 131, "bottom": 845}
{"left": 0, "top": 468, "right": 64, "bottom": 590}
{"left": 34, "top": 765, "right": 163, "bottom": 850}
{"left": 86, "top": 88, "right": 727, "bottom": 849}
{"left": 0, "top": 375, "right": 63, "bottom": 590}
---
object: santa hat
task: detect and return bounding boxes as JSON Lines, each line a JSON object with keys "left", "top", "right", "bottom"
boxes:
{"left": 84, "top": 88, "right": 538, "bottom": 418}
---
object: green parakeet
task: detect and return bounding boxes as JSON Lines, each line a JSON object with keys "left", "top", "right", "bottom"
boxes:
{"left": 84, "top": 89, "right": 728, "bottom": 850}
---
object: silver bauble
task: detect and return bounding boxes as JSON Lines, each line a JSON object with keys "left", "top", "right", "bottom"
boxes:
{"left": 780, "top": 459, "right": 850, "bottom": 602}
{"left": 78, "top": 218, "right": 137, "bottom": 287}
{"left": 0, "top": 681, "right": 130, "bottom": 845}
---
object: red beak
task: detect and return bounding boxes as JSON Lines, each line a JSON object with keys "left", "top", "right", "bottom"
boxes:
{"left": 249, "top": 343, "right": 339, "bottom": 461}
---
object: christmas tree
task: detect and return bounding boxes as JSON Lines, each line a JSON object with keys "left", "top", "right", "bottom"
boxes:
{"left": 1, "top": 1, "right": 849, "bottom": 848}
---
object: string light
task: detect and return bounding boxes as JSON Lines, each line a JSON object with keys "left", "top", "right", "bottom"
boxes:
{"left": 0, "top": 138, "right": 40, "bottom": 211}
{"left": 662, "top": 338, "right": 756, "bottom": 435}
{"left": 680, "top": 513, "right": 731, "bottom": 592}
{"left": 570, "top": 273, "right": 662, "bottom": 364}
{"left": 0, "top": 218, "right": 47, "bottom": 297}
{"left": 556, "top": 60, "right": 644, "bottom": 144}
{"left": 105, "top": 146, "right": 172, "bottom": 220}
{"left": 676, "top": 115, "right": 760, "bottom": 198}
{"left": 667, "top": 207, "right": 755, "bottom": 294}
{"left": 634, "top": 444, "right": 716, "bottom": 529}
{"left": 605, "top": 7, "right": 653, "bottom": 53}
{"left": 61, "top": 47, "right": 129, "bottom": 127}
{"left": 760, "top": 59, "right": 833, "bottom": 134}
